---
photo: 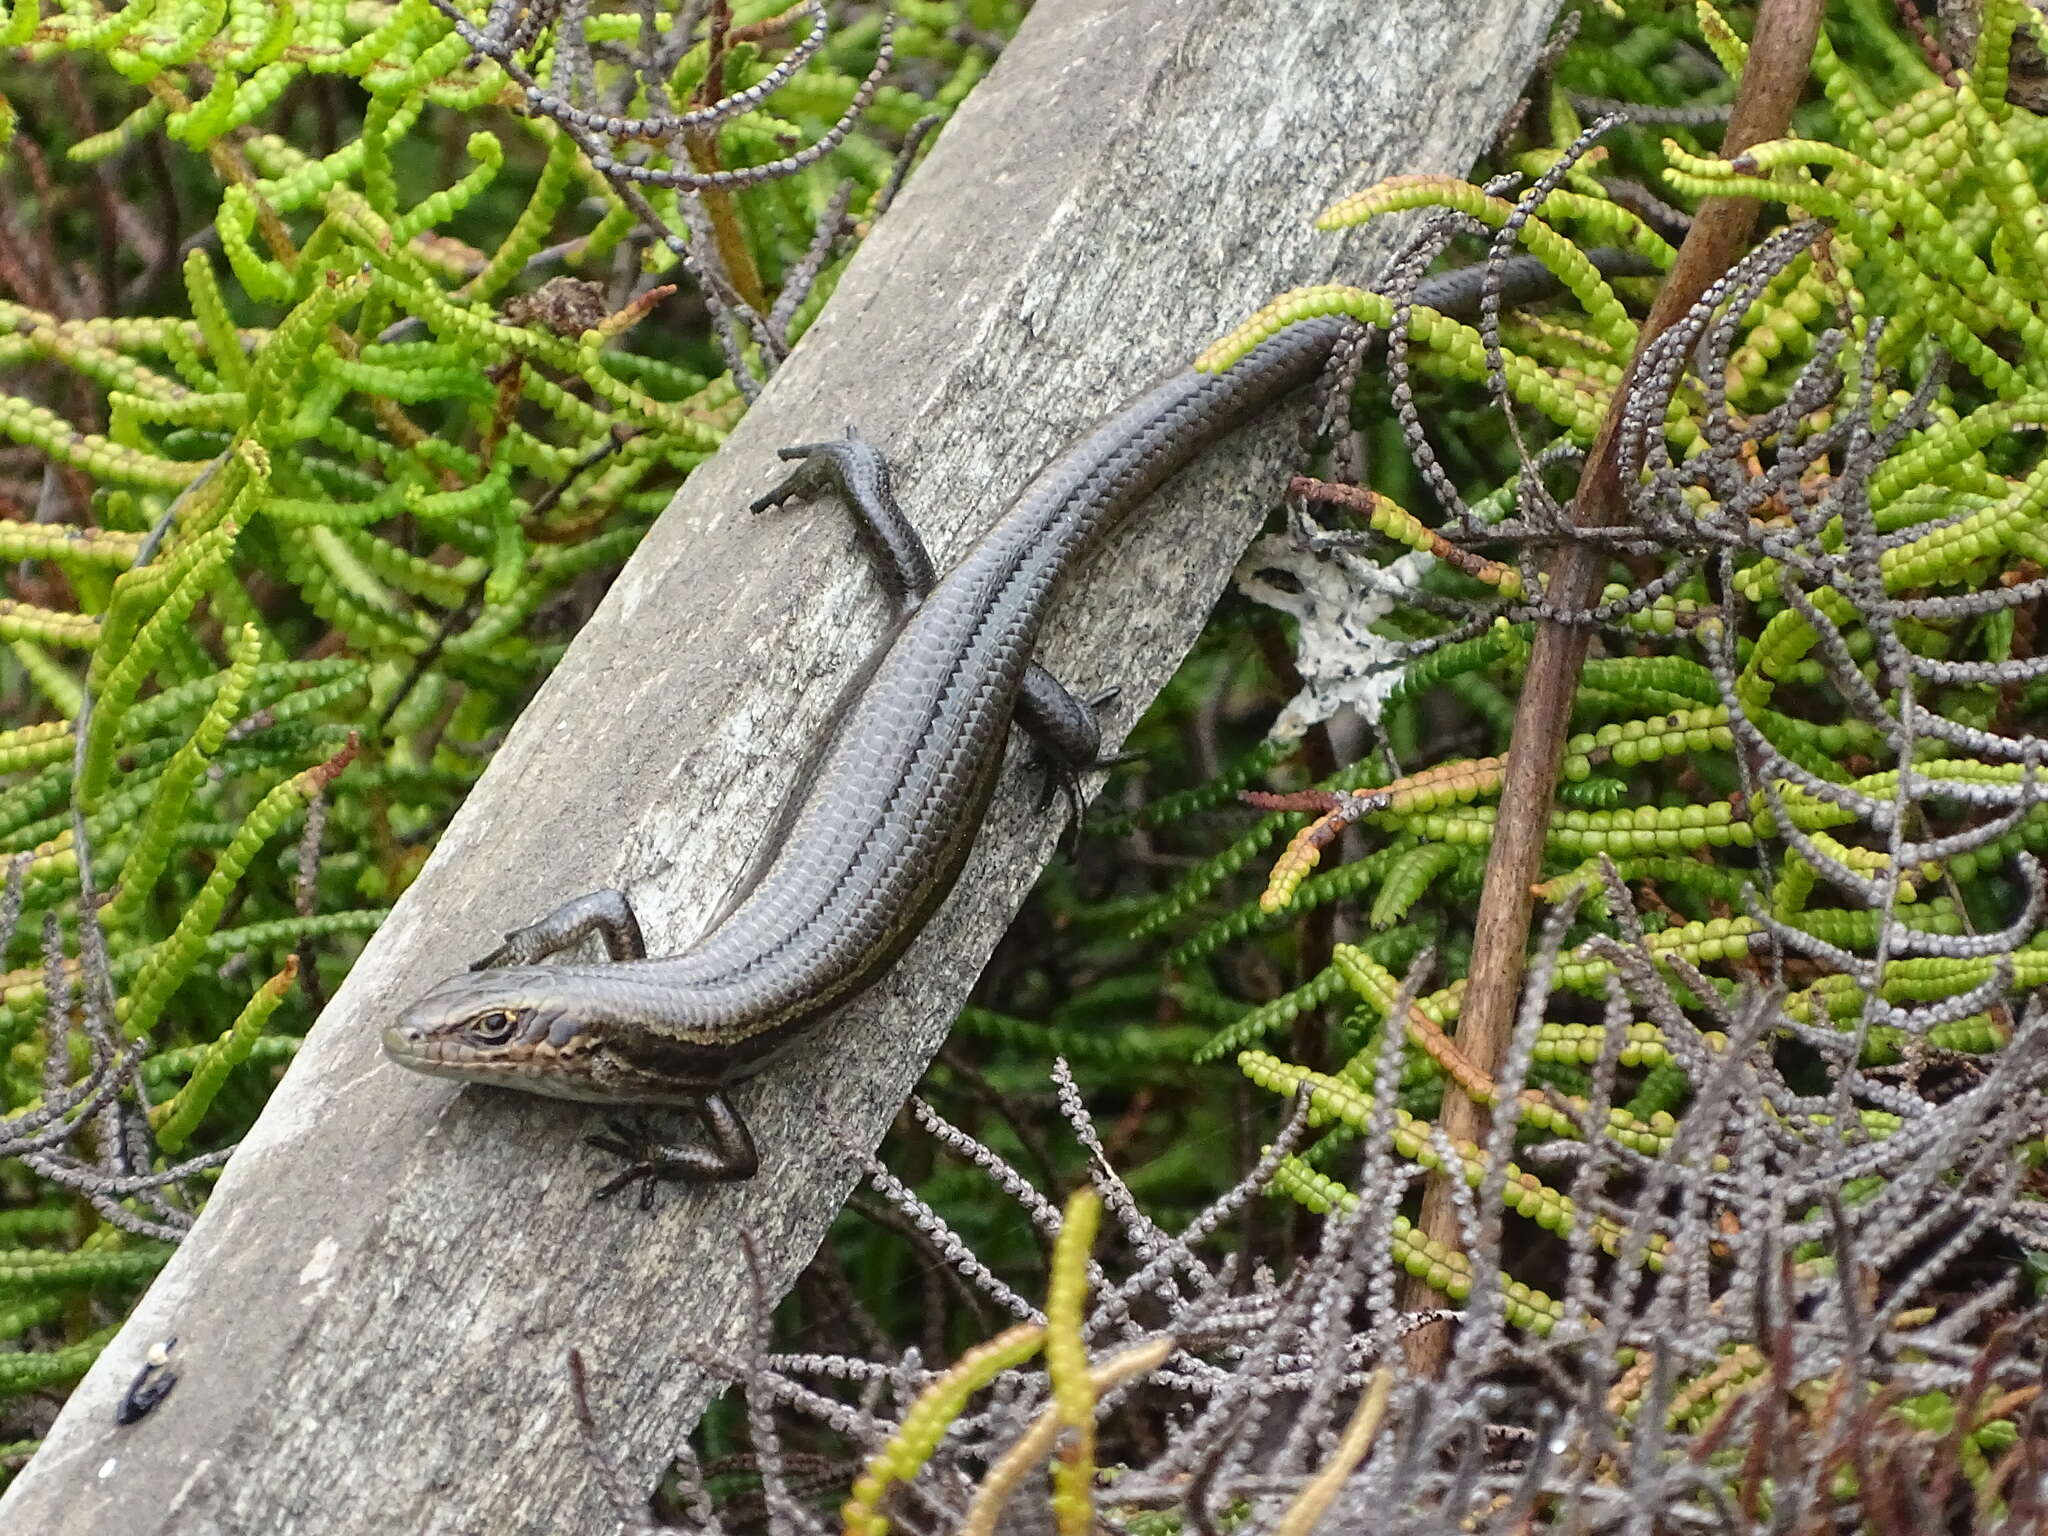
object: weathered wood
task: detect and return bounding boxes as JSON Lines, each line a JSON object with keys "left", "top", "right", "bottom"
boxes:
{"left": 0, "top": 2, "right": 1560, "bottom": 1529}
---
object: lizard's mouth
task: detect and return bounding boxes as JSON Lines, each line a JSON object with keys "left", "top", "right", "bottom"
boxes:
{"left": 381, "top": 1023, "right": 626, "bottom": 1102}
{"left": 380, "top": 1021, "right": 495, "bottom": 1079}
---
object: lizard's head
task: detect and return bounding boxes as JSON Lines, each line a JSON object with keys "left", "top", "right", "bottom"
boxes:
{"left": 384, "top": 969, "right": 679, "bottom": 1103}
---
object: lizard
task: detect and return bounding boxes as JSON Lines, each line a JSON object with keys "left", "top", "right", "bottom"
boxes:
{"left": 382, "top": 253, "right": 1648, "bottom": 1199}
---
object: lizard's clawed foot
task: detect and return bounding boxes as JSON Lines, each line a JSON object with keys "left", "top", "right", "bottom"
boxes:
{"left": 587, "top": 1116, "right": 671, "bottom": 1209}
{"left": 585, "top": 1094, "right": 759, "bottom": 1205}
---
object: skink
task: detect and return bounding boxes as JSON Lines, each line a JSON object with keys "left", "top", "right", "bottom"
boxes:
{"left": 383, "top": 254, "right": 1644, "bottom": 1196}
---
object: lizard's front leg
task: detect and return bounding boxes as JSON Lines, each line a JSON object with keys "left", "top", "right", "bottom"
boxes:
{"left": 471, "top": 889, "right": 646, "bottom": 969}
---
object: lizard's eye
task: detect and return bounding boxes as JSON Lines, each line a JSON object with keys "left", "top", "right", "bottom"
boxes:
{"left": 470, "top": 1008, "right": 522, "bottom": 1046}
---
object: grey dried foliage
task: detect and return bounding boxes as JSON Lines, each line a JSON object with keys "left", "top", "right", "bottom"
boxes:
{"left": 0, "top": 758, "right": 231, "bottom": 1242}
{"left": 618, "top": 963, "right": 2047, "bottom": 1533}
{"left": 573, "top": 218, "right": 2048, "bottom": 1533}
{"left": 418, "top": 0, "right": 901, "bottom": 386}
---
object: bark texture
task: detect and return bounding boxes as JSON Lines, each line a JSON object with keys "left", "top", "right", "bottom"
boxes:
{"left": 0, "top": 1, "right": 1562, "bottom": 1529}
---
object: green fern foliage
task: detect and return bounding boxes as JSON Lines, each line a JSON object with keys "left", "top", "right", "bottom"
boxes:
{"left": 0, "top": 0, "right": 1017, "bottom": 1442}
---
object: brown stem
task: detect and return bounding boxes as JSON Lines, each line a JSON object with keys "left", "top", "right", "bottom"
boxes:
{"left": 1398, "top": 0, "right": 1827, "bottom": 1376}
{"left": 685, "top": 2, "right": 771, "bottom": 315}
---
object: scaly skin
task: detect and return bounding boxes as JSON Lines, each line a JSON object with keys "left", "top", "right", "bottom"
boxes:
{"left": 383, "top": 255, "right": 1641, "bottom": 1195}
